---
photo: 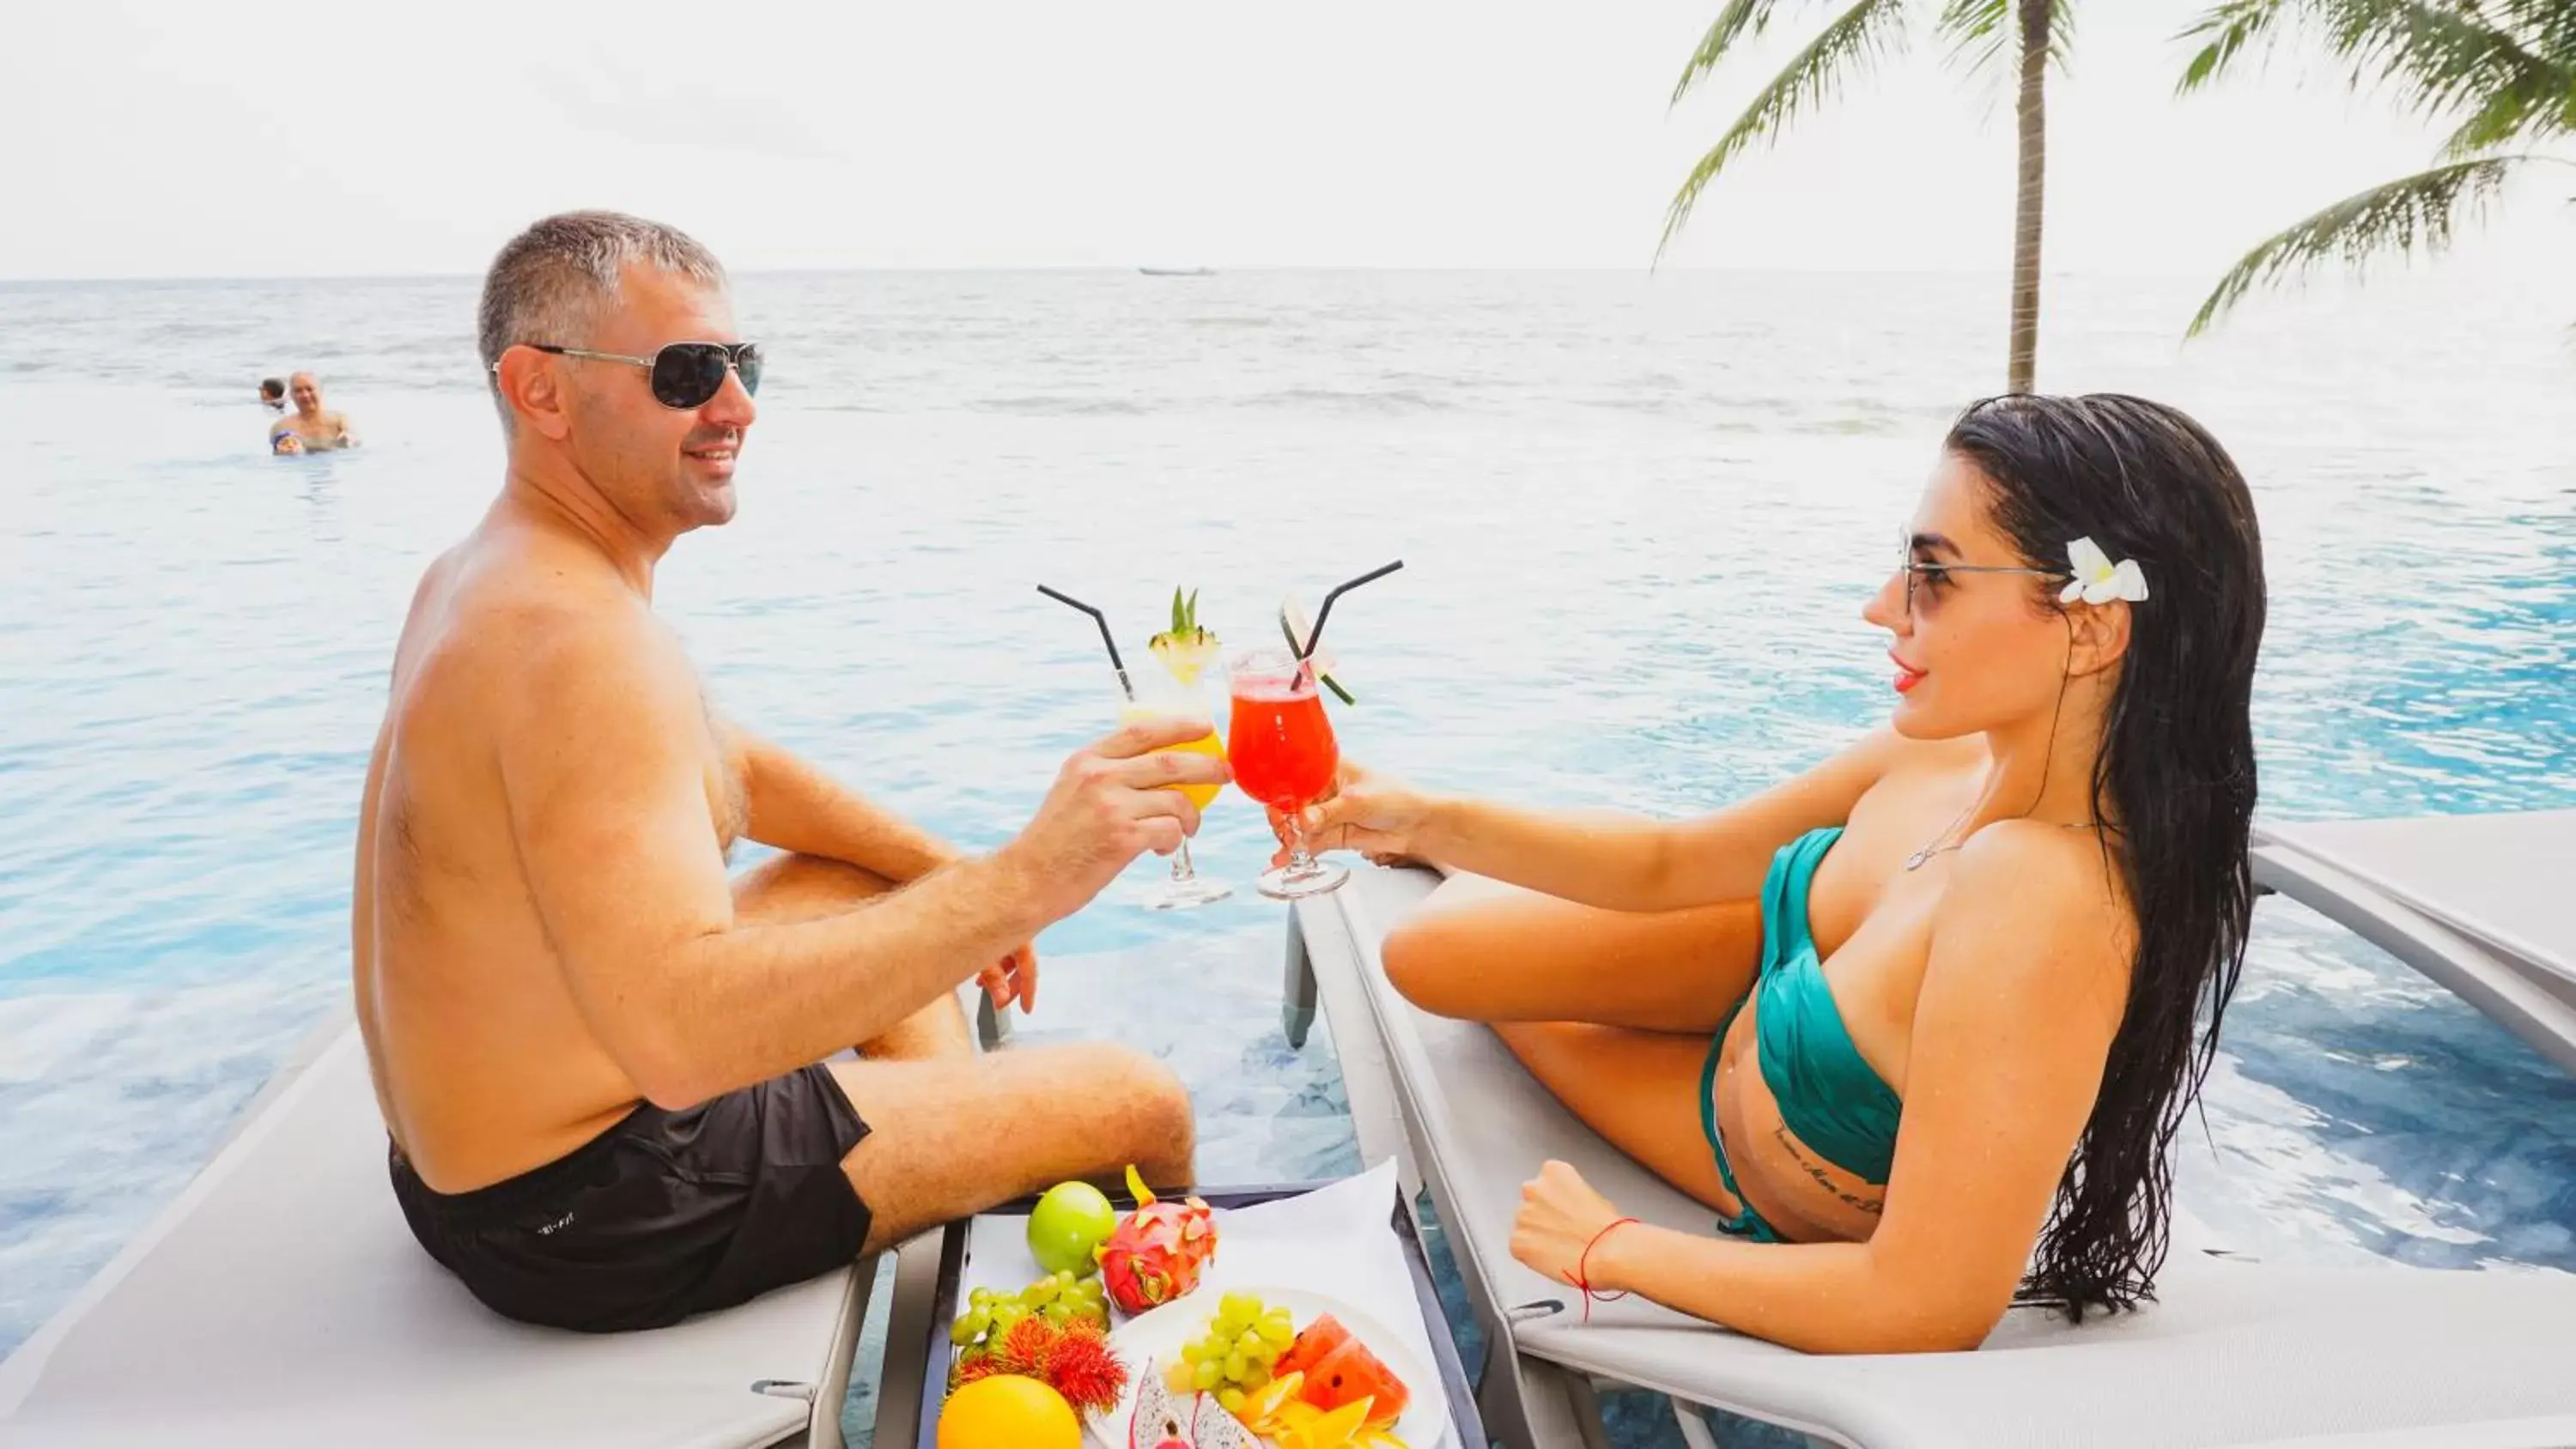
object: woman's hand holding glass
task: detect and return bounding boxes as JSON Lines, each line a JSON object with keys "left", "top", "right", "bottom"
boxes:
{"left": 1265, "top": 759, "right": 1440, "bottom": 868}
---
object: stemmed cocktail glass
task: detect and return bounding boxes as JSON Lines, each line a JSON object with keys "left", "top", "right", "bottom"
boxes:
{"left": 1224, "top": 646, "right": 1347, "bottom": 900}
{"left": 1122, "top": 669, "right": 1232, "bottom": 910}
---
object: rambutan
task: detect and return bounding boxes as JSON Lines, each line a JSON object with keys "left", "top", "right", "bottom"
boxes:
{"left": 987, "top": 1313, "right": 1061, "bottom": 1377}
{"left": 1041, "top": 1319, "right": 1128, "bottom": 1415}
{"left": 945, "top": 1349, "right": 1003, "bottom": 1396}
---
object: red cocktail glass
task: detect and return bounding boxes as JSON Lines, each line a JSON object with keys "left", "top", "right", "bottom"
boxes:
{"left": 1225, "top": 646, "right": 1348, "bottom": 900}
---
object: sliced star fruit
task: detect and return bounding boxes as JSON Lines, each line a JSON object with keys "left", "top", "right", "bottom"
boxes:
{"left": 1278, "top": 597, "right": 1354, "bottom": 704}
{"left": 1147, "top": 586, "right": 1220, "bottom": 687}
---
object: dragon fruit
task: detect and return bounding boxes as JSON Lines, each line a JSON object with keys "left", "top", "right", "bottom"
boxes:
{"left": 1097, "top": 1165, "right": 1218, "bottom": 1315}
{"left": 1130, "top": 1368, "right": 1195, "bottom": 1449}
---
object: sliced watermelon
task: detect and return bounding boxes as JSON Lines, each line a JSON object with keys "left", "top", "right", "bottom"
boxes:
{"left": 1272, "top": 1313, "right": 1352, "bottom": 1381}
{"left": 1297, "top": 1335, "right": 1411, "bottom": 1422}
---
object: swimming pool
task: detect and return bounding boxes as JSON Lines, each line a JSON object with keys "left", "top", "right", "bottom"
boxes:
{"left": 3, "top": 270, "right": 2571, "bottom": 1438}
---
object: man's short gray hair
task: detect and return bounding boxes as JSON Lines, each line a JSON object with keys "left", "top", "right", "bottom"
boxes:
{"left": 477, "top": 211, "right": 727, "bottom": 422}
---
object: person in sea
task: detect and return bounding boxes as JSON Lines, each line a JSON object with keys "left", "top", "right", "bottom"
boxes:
{"left": 354, "top": 209, "right": 1217, "bottom": 1332}
{"left": 1274, "top": 392, "right": 2266, "bottom": 1352}
{"left": 259, "top": 376, "right": 288, "bottom": 412}
{"left": 270, "top": 371, "right": 359, "bottom": 453}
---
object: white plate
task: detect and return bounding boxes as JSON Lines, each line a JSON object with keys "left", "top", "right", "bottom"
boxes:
{"left": 1085, "top": 1285, "right": 1451, "bottom": 1448}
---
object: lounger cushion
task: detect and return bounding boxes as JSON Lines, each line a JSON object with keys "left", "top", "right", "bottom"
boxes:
{"left": 0, "top": 1025, "right": 864, "bottom": 1448}
{"left": 2261, "top": 812, "right": 2575, "bottom": 984}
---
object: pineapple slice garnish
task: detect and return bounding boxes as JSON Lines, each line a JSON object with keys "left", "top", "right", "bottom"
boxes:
{"left": 1148, "top": 587, "right": 1220, "bottom": 688}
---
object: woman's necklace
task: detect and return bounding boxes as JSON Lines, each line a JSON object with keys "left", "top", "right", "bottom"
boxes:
{"left": 1904, "top": 799, "right": 1981, "bottom": 871}
{"left": 1905, "top": 806, "right": 2106, "bottom": 870}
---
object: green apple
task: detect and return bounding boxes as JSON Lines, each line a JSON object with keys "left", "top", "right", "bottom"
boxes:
{"left": 1026, "top": 1181, "right": 1118, "bottom": 1277}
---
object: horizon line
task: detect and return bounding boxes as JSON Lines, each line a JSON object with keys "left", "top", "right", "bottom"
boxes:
{"left": 0, "top": 261, "right": 2238, "bottom": 288}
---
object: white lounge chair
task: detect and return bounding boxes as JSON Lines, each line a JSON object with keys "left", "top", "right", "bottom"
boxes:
{"left": 0, "top": 1012, "right": 884, "bottom": 1448}
{"left": 1288, "top": 863, "right": 2576, "bottom": 1449}
{"left": 2251, "top": 811, "right": 2576, "bottom": 1075}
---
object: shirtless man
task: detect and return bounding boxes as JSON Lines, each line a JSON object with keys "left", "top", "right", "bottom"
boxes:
{"left": 270, "top": 371, "right": 357, "bottom": 452}
{"left": 355, "top": 210, "right": 1212, "bottom": 1332}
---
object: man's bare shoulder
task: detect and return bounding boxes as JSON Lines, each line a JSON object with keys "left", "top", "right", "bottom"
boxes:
{"left": 406, "top": 530, "right": 682, "bottom": 719}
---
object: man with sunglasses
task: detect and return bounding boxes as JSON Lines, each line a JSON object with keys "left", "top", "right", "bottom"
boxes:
{"left": 352, "top": 211, "right": 1215, "bottom": 1332}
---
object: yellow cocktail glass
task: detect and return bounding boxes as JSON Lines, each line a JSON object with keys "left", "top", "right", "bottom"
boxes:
{"left": 1121, "top": 680, "right": 1231, "bottom": 909}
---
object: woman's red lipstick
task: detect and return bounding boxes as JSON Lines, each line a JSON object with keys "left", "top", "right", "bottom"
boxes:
{"left": 1891, "top": 653, "right": 1925, "bottom": 694}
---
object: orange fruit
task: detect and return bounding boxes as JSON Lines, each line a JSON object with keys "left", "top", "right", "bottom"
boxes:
{"left": 938, "top": 1374, "right": 1082, "bottom": 1449}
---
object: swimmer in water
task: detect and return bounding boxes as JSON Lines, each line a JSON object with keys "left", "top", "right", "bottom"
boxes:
{"left": 270, "top": 371, "right": 360, "bottom": 453}
{"left": 260, "top": 377, "right": 288, "bottom": 412}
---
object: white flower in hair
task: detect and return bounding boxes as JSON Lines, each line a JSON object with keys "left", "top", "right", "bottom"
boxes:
{"left": 2061, "top": 537, "right": 2148, "bottom": 605}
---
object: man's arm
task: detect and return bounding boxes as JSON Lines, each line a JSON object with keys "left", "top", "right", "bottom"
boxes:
{"left": 725, "top": 724, "right": 956, "bottom": 881}
{"left": 496, "top": 607, "right": 1219, "bottom": 1107}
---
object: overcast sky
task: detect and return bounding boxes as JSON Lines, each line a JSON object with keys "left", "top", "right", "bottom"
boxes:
{"left": 5, "top": 0, "right": 2566, "bottom": 280}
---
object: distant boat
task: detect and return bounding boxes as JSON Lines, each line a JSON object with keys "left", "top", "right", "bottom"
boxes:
{"left": 1138, "top": 266, "right": 1216, "bottom": 277}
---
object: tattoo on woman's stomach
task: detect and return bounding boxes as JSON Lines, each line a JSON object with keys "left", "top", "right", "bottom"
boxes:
{"left": 1772, "top": 1125, "right": 1883, "bottom": 1216}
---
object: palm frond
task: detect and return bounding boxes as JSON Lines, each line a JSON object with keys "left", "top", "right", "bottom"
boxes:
{"left": 2439, "top": 68, "right": 2568, "bottom": 154}
{"left": 2500, "top": 1, "right": 2576, "bottom": 67}
{"left": 2176, "top": 0, "right": 2289, "bottom": 94}
{"left": 1659, "top": 0, "right": 1914, "bottom": 256}
{"left": 1936, "top": 0, "right": 2075, "bottom": 76}
{"left": 2317, "top": 0, "right": 2567, "bottom": 132}
{"left": 2181, "top": 0, "right": 2572, "bottom": 142}
{"left": 1671, "top": 0, "right": 1804, "bottom": 106}
{"left": 2186, "top": 155, "right": 2524, "bottom": 335}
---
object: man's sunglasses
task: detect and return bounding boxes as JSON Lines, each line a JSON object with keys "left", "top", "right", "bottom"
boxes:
{"left": 519, "top": 341, "right": 763, "bottom": 409}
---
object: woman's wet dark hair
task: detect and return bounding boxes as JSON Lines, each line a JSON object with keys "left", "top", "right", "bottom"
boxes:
{"left": 1943, "top": 392, "right": 2267, "bottom": 1320}
{"left": 259, "top": 377, "right": 286, "bottom": 400}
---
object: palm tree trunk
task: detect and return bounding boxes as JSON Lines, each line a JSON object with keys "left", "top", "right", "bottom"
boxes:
{"left": 2007, "top": 0, "right": 2048, "bottom": 394}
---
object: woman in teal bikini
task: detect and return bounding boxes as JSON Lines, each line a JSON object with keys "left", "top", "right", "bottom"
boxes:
{"left": 1278, "top": 393, "right": 2266, "bottom": 1352}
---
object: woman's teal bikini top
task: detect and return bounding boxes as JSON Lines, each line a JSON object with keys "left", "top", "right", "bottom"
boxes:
{"left": 1752, "top": 828, "right": 1903, "bottom": 1181}
{"left": 1700, "top": 827, "right": 1904, "bottom": 1237}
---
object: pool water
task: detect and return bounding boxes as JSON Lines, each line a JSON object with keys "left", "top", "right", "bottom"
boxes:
{"left": 2, "top": 270, "right": 2571, "bottom": 1445}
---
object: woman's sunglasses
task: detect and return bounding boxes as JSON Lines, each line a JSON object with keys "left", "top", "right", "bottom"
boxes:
{"left": 1896, "top": 528, "right": 2067, "bottom": 616}
{"left": 519, "top": 341, "right": 763, "bottom": 409}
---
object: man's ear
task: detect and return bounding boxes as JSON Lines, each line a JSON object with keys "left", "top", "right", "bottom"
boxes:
{"left": 494, "top": 349, "right": 573, "bottom": 442}
{"left": 2066, "top": 599, "right": 2133, "bottom": 680}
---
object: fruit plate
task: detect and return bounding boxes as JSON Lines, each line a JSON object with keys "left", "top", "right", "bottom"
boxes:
{"left": 1086, "top": 1285, "right": 1451, "bottom": 1449}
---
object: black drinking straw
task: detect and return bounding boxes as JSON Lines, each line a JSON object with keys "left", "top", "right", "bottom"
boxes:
{"left": 1036, "top": 585, "right": 1134, "bottom": 700}
{"left": 1298, "top": 560, "right": 1405, "bottom": 659}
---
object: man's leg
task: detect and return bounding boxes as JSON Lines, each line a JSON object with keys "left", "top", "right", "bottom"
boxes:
{"left": 733, "top": 852, "right": 1198, "bottom": 1250}
{"left": 829, "top": 1045, "right": 1195, "bottom": 1255}
{"left": 730, "top": 852, "right": 975, "bottom": 1060}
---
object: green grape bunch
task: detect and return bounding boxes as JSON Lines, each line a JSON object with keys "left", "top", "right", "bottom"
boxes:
{"left": 950, "top": 1269, "right": 1111, "bottom": 1355}
{"left": 1175, "top": 1291, "right": 1298, "bottom": 1417}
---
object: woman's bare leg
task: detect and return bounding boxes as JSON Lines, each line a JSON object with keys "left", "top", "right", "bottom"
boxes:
{"left": 1382, "top": 870, "right": 1764, "bottom": 1215}
{"left": 1382, "top": 871, "right": 1765, "bottom": 1034}
{"left": 1493, "top": 1021, "right": 1737, "bottom": 1211}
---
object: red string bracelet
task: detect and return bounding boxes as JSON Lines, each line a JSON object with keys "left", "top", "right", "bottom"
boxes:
{"left": 1574, "top": 1217, "right": 1640, "bottom": 1323}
